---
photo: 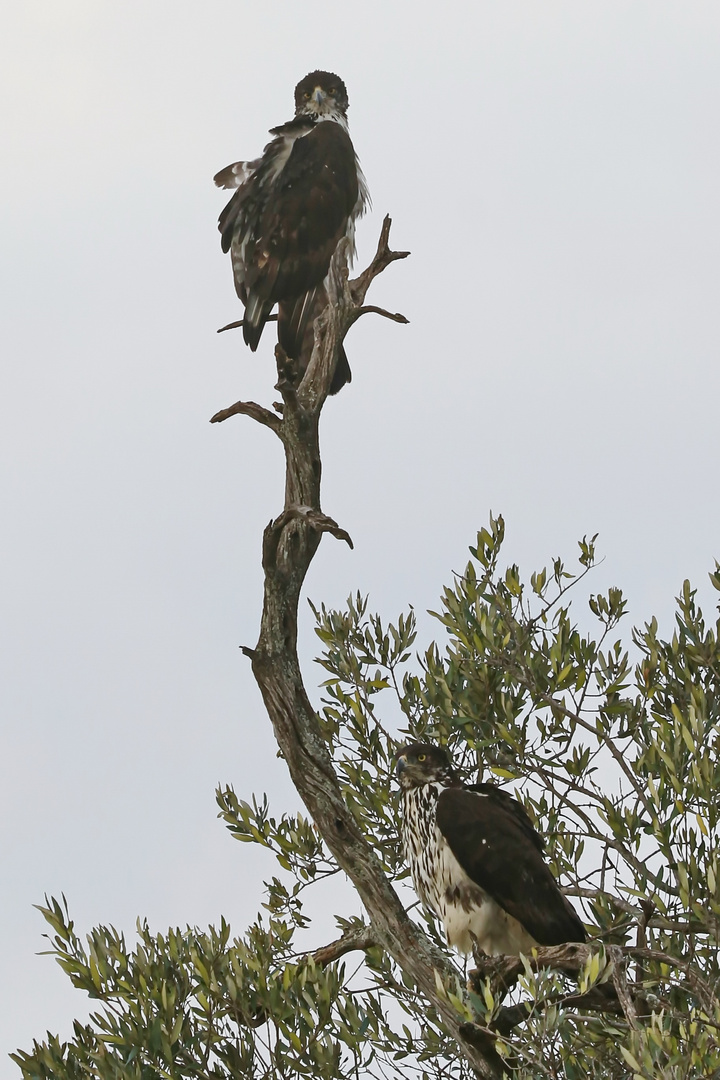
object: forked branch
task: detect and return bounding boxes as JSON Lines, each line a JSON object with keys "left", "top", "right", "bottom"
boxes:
{"left": 212, "top": 215, "right": 408, "bottom": 424}
{"left": 350, "top": 214, "right": 410, "bottom": 305}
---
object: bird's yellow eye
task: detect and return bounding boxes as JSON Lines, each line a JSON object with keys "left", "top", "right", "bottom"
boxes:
{"left": 304, "top": 91, "right": 311, "bottom": 100}
{"left": 417, "top": 753, "right": 426, "bottom": 762}
{"left": 329, "top": 87, "right": 336, "bottom": 94}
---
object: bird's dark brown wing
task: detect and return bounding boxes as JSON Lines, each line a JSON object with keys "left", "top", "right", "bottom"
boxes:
{"left": 242, "top": 121, "right": 358, "bottom": 353}
{"left": 216, "top": 120, "right": 313, "bottom": 264}
{"left": 436, "top": 788, "right": 587, "bottom": 947}
{"left": 466, "top": 783, "right": 545, "bottom": 853}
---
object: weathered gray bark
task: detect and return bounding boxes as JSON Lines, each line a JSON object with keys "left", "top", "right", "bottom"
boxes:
{"left": 211, "top": 218, "right": 505, "bottom": 1078}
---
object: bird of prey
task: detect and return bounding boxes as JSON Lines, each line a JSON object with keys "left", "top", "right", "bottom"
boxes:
{"left": 214, "top": 70, "right": 369, "bottom": 394}
{"left": 396, "top": 743, "right": 587, "bottom": 956}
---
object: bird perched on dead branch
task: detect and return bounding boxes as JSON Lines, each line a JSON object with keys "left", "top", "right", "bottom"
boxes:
{"left": 214, "top": 70, "right": 369, "bottom": 394}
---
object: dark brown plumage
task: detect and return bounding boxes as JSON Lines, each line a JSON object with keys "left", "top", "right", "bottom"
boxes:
{"left": 214, "top": 71, "right": 368, "bottom": 393}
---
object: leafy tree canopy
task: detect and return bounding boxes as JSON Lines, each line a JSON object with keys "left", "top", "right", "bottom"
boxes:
{"left": 14, "top": 516, "right": 720, "bottom": 1080}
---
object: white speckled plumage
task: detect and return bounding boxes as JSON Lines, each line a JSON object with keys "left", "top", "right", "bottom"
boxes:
{"left": 401, "top": 782, "right": 535, "bottom": 956}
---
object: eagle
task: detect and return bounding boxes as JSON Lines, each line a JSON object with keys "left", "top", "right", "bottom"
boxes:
{"left": 214, "top": 70, "right": 369, "bottom": 394}
{"left": 396, "top": 743, "right": 587, "bottom": 956}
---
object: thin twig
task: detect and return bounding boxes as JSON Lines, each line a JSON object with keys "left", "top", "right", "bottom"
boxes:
{"left": 527, "top": 758, "right": 672, "bottom": 898}
{"left": 626, "top": 946, "right": 716, "bottom": 1011}
{"left": 217, "top": 314, "right": 279, "bottom": 334}
{"left": 536, "top": 691, "right": 656, "bottom": 821}
{"left": 494, "top": 984, "right": 623, "bottom": 1036}
{"left": 350, "top": 305, "right": 409, "bottom": 325}
{"left": 349, "top": 215, "right": 410, "bottom": 305}
{"left": 564, "top": 887, "right": 700, "bottom": 934}
{"left": 634, "top": 899, "right": 654, "bottom": 1015}
{"left": 611, "top": 951, "right": 640, "bottom": 1030}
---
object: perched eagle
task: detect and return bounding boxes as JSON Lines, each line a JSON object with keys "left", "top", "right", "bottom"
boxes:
{"left": 396, "top": 743, "right": 587, "bottom": 956}
{"left": 214, "top": 70, "right": 369, "bottom": 394}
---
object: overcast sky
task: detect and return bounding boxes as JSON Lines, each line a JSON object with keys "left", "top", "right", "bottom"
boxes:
{"left": 2, "top": 0, "right": 720, "bottom": 1070}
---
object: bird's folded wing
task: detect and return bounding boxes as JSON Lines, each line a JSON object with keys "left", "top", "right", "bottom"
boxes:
{"left": 436, "top": 788, "right": 587, "bottom": 946}
{"left": 466, "top": 783, "right": 545, "bottom": 852}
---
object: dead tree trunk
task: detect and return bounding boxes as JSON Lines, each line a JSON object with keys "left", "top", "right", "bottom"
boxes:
{"left": 211, "top": 218, "right": 505, "bottom": 1079}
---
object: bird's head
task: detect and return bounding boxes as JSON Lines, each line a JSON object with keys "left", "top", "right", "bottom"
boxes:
{"left": 395, "top": 743, "right": 457, "bottom": 790}
{"left": 294, "top": 71, "right": 349, "bottom": 123}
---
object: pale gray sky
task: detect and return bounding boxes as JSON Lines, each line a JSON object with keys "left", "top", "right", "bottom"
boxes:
{"left": 2, "top": 1, "right": 720, "bottom": 1070}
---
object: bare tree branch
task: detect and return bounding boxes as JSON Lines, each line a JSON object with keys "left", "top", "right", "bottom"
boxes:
{"left": 273, "top": 344, "right": 302, "bottom": 410}
{"left": 471, "top": 944, "right": 623, "bottom": 1038}
{"left": 349, "top": 215, "right": 410, "bottom": 305}
{"left": 217, "top": 314, "right": 278, "bottom": 333}
{"left": 467, "top": 935, "right": 720, "bottom": 1042}
{"left": 311, "top": 928, "right": 378, "bottom": 967}
{"left": 209, "top": 399, "right": 283, "bottom": 432}
{"left": 215, "top": 219, "right": 503, "bottom": 1079}
{"left": 350, "top": 305, "right": 409, "bottom": 325}
{"left": 611, "top": 954, "right": 640, "bottom": 1030}
{"left": 470, "top": 942, "right": 598, "bottom": 992}
{"left": 261, "top": 507, "right": 353, "bottom": 575}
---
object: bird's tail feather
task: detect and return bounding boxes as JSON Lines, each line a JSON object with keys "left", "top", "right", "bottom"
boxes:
{"left": 277, "top": 288, "right": 320, "bottom": 360}
{"left": 329, "top": 345, "right": 352, "bottom": 395}
{"left": 278, "top": 290, "right": 352, "bottom": 395}
{"left": 243, "top": 293, "right": 274, "bottom": 352}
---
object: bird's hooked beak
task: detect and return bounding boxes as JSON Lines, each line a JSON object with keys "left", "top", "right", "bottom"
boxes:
{"left": 313, "top": 86, "right": 326, "bottom": 106}
{"left": 395, "top": 754, "right": 408, "bottom": 776}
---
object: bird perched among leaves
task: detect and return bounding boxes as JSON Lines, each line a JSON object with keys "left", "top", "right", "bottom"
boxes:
{"left": 396, "top": 743, "right": 587, "bottom": 956}
{"left": 214, "top": 70, "right": 369, "bottom": 394}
